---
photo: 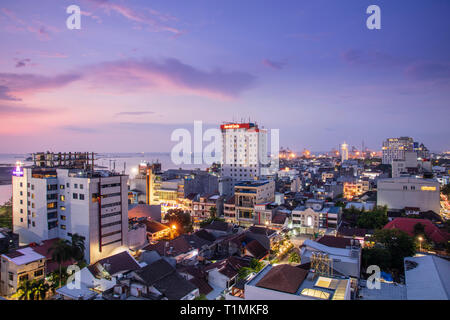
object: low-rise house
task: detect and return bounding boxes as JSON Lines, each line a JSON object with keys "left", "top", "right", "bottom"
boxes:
{"left": 128, "top": 259, "right": 199, "bottom": 300}
{"left": 0, "top": 247, "right": 46, "bottom": 297}
{"left": 226, "top": 263, "right": 351, "bottom": 300}
{"left": 337, "top": 226, "right": 369, "bottom": 246}
{"left": 56, "top": 250, "right": 141, "bottom": 300}
{"left": 144, "top": 219, "right": 171, "bottom": 241}
{"left": 300, "top": 239, "right": 361, "bottom": 279}
{"left": 204, "top": 256, "right": 251, "bottom": 298}
{"left": 384, "top": 218, "right": 449, "bottom": 244}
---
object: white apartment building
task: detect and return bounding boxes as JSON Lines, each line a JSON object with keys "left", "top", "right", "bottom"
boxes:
{"left": 377, "top": 177, "right": 440, "bottom": 213}
{"left": 220, "top": 122, "right": 268, "bottom": 182}
{"left": 12, "top": 166, "right": 128, "bottom": 264}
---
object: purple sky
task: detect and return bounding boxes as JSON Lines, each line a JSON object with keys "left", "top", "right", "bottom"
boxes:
{"left": 0, "top": 0, "right": 449, "bottom": 153}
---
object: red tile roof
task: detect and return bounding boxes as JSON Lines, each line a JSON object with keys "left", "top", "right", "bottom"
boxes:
{"left": 384, "top": 218, "right": 450, "bottom": 244}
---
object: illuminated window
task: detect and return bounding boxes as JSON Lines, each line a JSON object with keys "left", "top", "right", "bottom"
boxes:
{"left": 60, "top": 225, "right": 66, "bottom": 230}
{"left": 60, "top": 195, "right": 65, "bottom": 201}
{"left": 60, "top": 206, "right": 66, "bottom": 211}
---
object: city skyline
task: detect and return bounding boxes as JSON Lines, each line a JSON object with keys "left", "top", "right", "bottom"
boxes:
{"left": 1, "top": 0, "right": 449, "bottom": 153}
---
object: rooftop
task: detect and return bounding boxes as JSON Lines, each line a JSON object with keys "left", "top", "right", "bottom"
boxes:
{"left": 2, "top": 247, "right": 45, "bottom": 266}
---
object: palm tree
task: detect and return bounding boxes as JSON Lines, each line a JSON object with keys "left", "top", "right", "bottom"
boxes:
{"left": 209, "top": 207, "right": 217, "bottom": 219}
{"left": 17, "top": 279, "right": 36, "bottom": 300}
{"left": 70, "top": 233, "right": 86, "bottom": 262}
{"left": 238, "top": 259, "right": 264, "bottom": 280}
{"left": 32, "top": 279, "right": 50, "bottom": 300}
{"left": 48, "top": 239, "right": 73, "bottom": 287}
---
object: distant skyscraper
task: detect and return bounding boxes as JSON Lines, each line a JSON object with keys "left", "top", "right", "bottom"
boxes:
{"left": 220, "top": 122, "right": 267, "bottom": 182}
{"left": 340, "top": 142, "right": 349, "bottom": 162}
{"left": 382, "top": 137, "right": 415, "bottom": 165}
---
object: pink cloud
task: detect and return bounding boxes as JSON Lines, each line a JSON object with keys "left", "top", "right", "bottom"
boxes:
{"left": 84, "top": 57, "right": 256, "bottom": 99}
{"left": 0, "top": 73, "right": 81, "bottom": 100}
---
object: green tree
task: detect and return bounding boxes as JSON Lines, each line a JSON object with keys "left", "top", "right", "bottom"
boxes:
{"left": 194, "top": 294, "right": 208, "bottom": 300}
{"left": 238, "top": 259, "right": 264, "bottom": 280}
{"left": 441, "top": 183, "right": 450, "bottom": 197}
{"left": 413, "top": 223, "right": 426, "bottom": 236}
{"left": 70, "top": 233, "right": 86, "bottom": 262}
{"left": 17, "top": 280, "right": 36, "bottom": 300}
{"left": 0, "top": 198, "right": 12, "bottom": 229}
{"left": 288, "top": 251, "right": 301, "bottom": 264}
{"left": 373, "top": 229, "right": 416, "bottom": 270}
{"left": 209, "top": 206, "right": 217, "bottom": 219}
{"left": 362, "top": 247, "right": 391, "bottom": 271}
{"left": 32, "top": 279, "right": 50, "bottom": 300}
{"left": 48, "top": 239, "right": 73, "bottom": 287}
{"left": 164, "top": 209, "right": 193, "bottom": 233}
{"left": 357, "top": 206, "right": 388, "bottom": 230}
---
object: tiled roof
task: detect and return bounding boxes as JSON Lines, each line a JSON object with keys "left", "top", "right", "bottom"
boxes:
{"left": 134, "top": 259, "right": 174, "bottom": 285}
{"left": 189, "top": 277, "right": 213, "bottom": 296}
{"left": 205, "top": 256, "right": 251, "bottom": 279}
{"left": 317, "top": 235, "right": 352, "bottom": 249}
{"left": 256, "top": 264, "right": 308, "bottom": 294}
{"left": 245, "top": 240, "right": 269, "bottom": 260}
{"left": 203, "top": 220, "right": 229, "bottom": 231}
{"left": 384, "top": 218, "right": 449, "bottom": 244}
{"left": 249, "top": 226, "right": 276, "bottom": 236}
{"left": 338, "top": 226, "right": 367, "bottom": 238}
{"left": 88, "top": 251, "right": 140, "bottom": 277}
{"left": 145, "top": 220, "right": 170, "bottom": 234}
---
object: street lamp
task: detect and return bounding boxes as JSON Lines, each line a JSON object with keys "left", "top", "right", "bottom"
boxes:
{"left": 418, "top": 236, "right": 423, "bottom": 252}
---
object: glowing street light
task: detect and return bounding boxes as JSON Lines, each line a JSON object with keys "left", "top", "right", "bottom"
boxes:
{"left": 418, "top": 236, "right": 423, "bottom": 252}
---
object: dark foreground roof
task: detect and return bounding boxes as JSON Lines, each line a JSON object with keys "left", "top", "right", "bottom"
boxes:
{"left": 256, "top": 264, "right": 308, "bottom": 294}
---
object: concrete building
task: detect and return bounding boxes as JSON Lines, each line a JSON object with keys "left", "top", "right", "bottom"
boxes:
{"left": 220, "top": 122, "right": 268, "bottom": 182}
{"left": 12, "top": 164, "right": 129, "bottom": 264}
{"left": 234, "top": 180, "right": 275, "bottom": 227}
{"left": 0, "top": 247, "right": 46, "bottom": 297}
{"left": 377, "top": 177, "right": 440, "bottom": 214}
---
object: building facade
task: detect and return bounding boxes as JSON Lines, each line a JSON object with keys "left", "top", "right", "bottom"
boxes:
{"left": 377, "top": 177, "right": 440, "bottom": 213}
{"left": 220, "top": 122, "right": 268, "bottom": 182}
{"left": 12, "top": 166, "right": 129, "bottom": 264}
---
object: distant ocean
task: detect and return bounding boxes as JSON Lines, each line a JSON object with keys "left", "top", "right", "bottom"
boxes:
{"left": 0, "top": 152, "right": 209, "bottom": 206}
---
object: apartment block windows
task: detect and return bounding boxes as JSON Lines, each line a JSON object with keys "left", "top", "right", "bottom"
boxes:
{"left": 73, "top": 193, "right": 78, "bottom": 199}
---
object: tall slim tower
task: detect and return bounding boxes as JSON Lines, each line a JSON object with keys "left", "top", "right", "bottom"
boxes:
{"left": 340, "top": 142, "right": 349, "bottom": 162}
